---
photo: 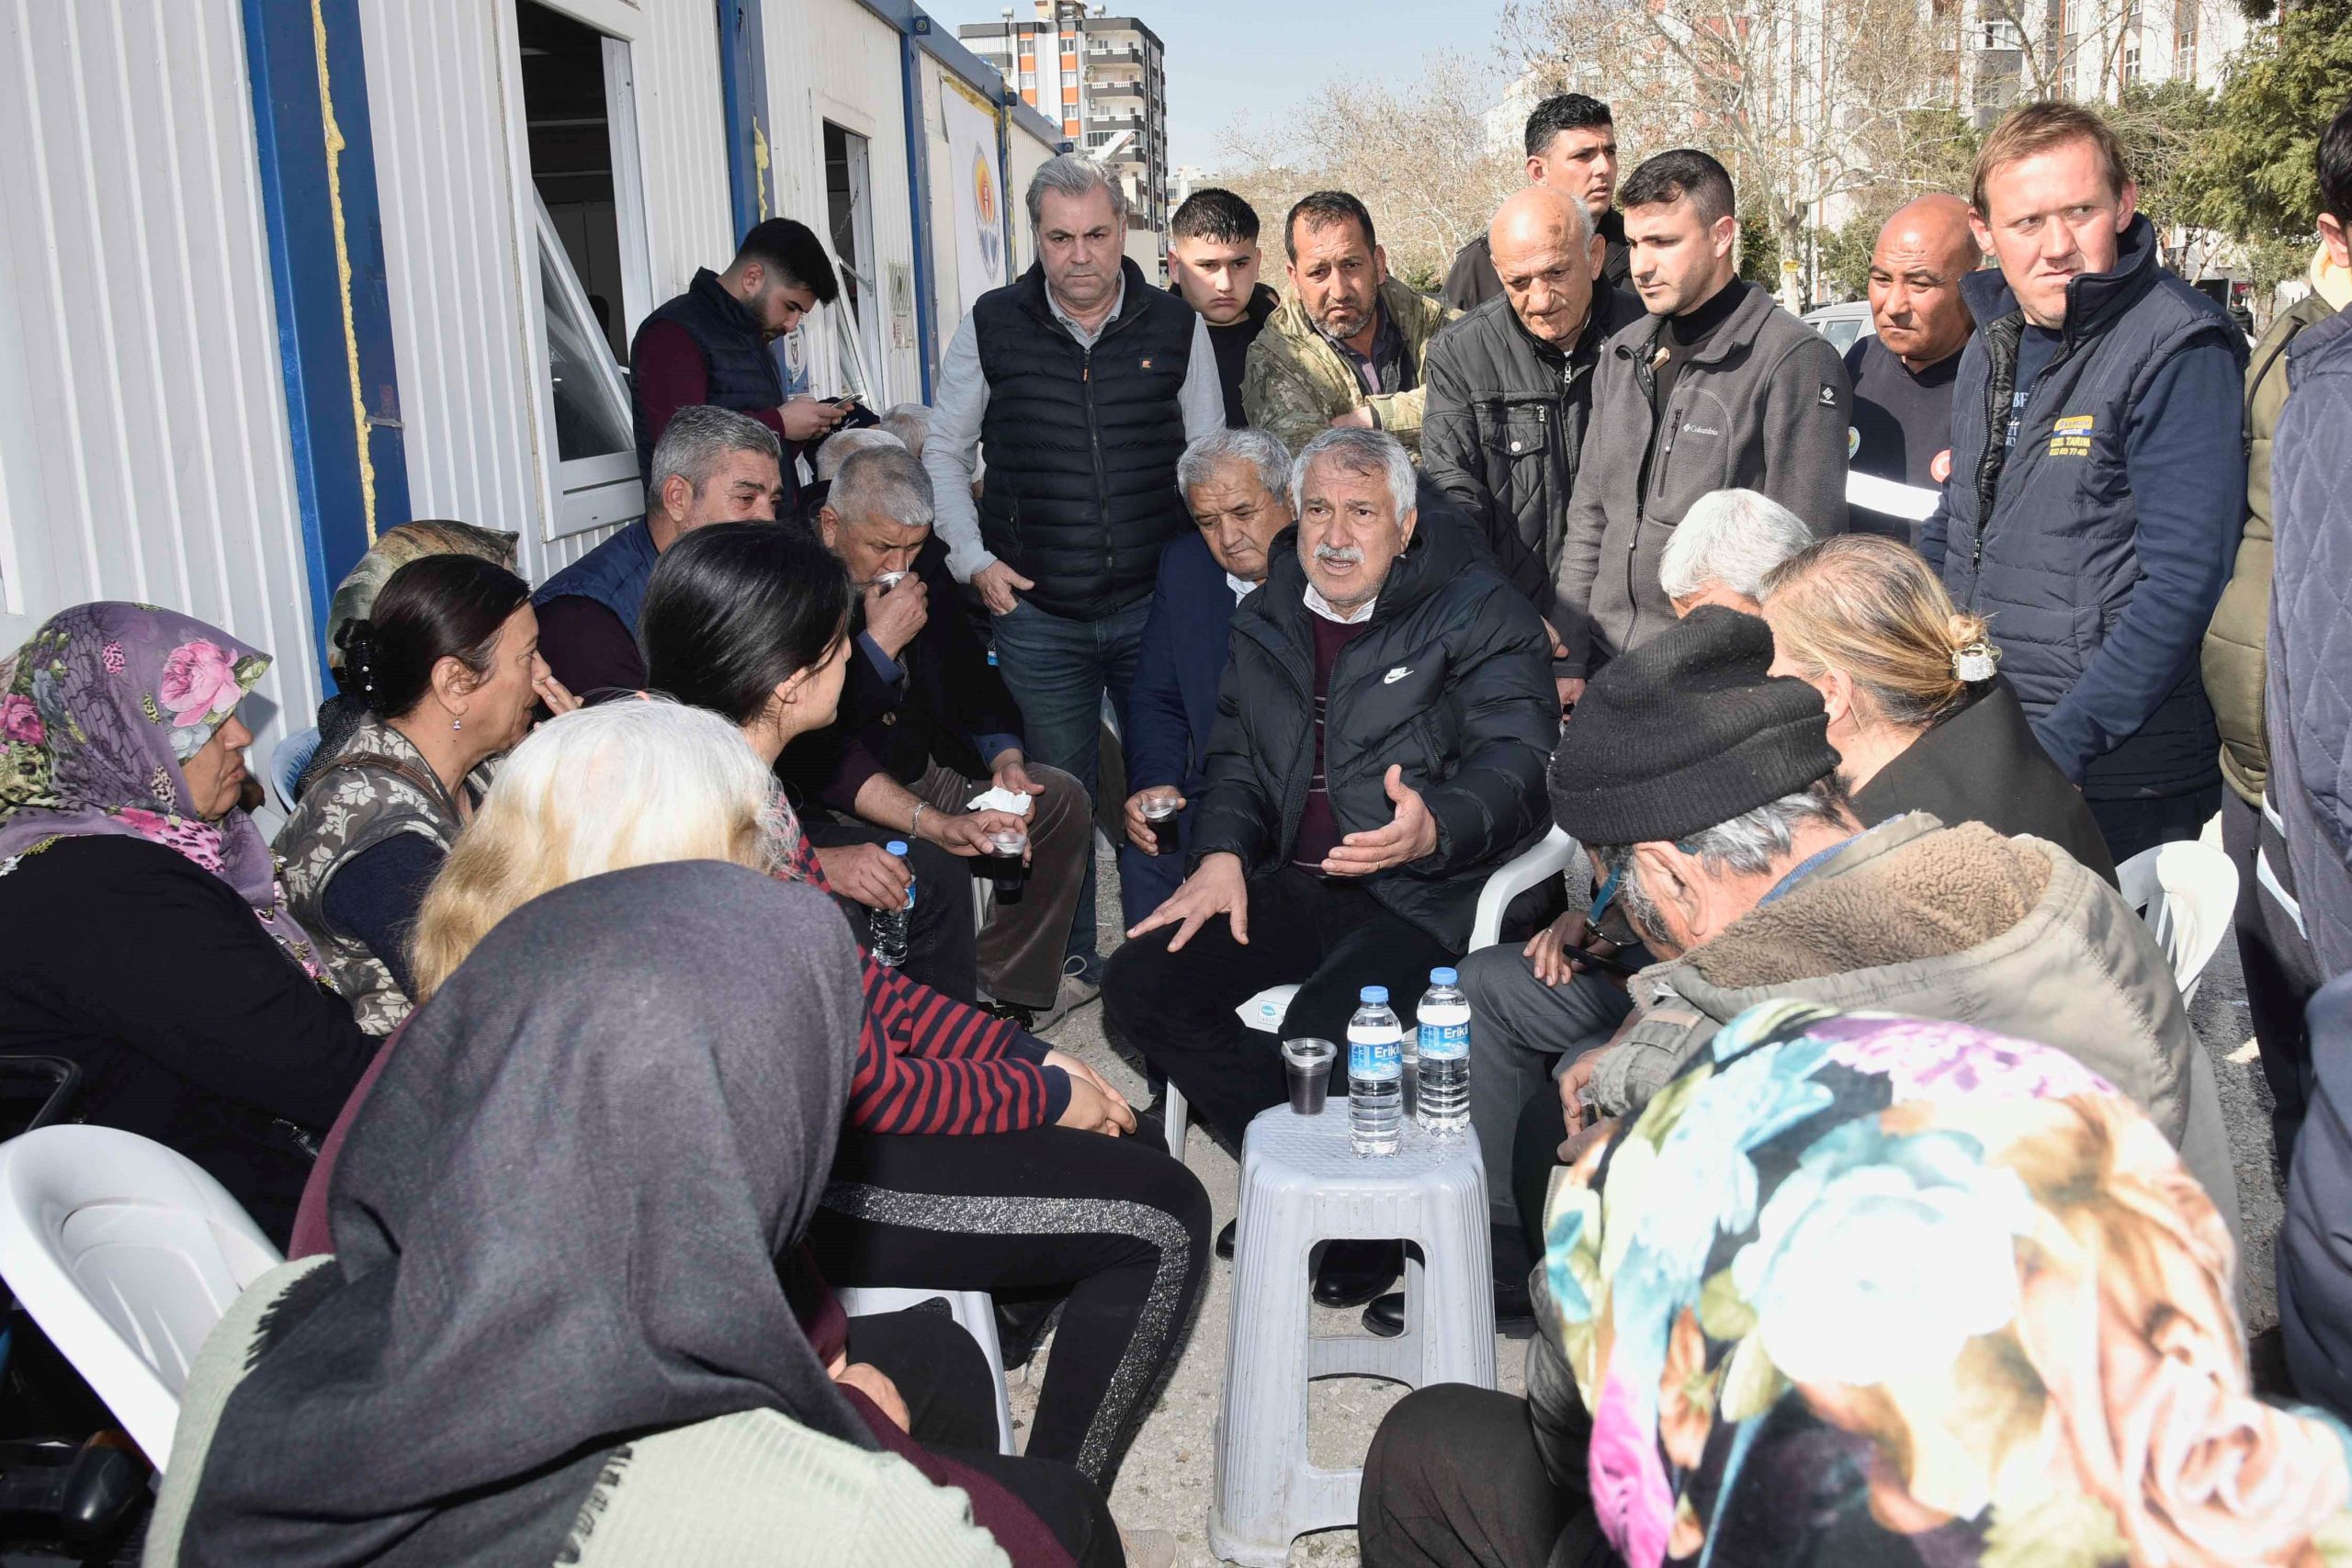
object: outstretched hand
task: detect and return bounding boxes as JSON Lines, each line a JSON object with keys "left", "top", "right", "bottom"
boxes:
{"left": 1321, "top": 765, "right": 1437, "bottom": 876}
{"left": 1126, "top": 851, "right": 1248, "bottom": 953}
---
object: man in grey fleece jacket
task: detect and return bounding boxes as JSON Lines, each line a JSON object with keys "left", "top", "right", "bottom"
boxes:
{"left": 1551, "top": 151, "right": 1849, "bottom": 694}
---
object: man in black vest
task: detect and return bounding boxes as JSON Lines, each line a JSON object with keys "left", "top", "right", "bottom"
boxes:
{"left": 923, "top": 153, "right": 1227, "bottom": 988}
{"left": 630, "top": 218, "right": 846, "bottom": 502}
{"left": 1920, "top": 103, "right": 2247, "bottom": 862}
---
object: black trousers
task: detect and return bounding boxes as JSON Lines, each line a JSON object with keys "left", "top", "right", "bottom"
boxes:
{"left": 810, "top": 1124, "right": 1211, "bottom": 1488}
{"left": 1359, "top": 1384, "right": 1609, "bottom": 1568}
{"left": 1513, "top": 1085, "right": 1572, "bottom": 1264}
{"left": 2088, "top": 783, "right": 2222, "bottom": 865}
{"left": 2222, "top": 788, "right": 2324, "bottom": 1172}
{"left": 1102, "top": 868, "right": 1458, "bottom": 1148}
{"left": 803, "top": 818, "right": 980, "bottom": 1004}
{"left": 849, "top": 1308, "right": 1120, "bottom": 1568}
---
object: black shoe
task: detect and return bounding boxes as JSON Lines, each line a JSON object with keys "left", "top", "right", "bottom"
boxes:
{"left": 1215, "top": 1219, "right": 1236, "bottom": 1260}
{"left": 993, "top": 1294, "right": 1061, "bottom": 1371}
{"left": 982, "top": 998, "right": 1037, "bottom": 1031}
{"left": 1361, "top": 1272, "right": 1534, "bottom": 1339}
{"left": 1312, "top": 1240, "right": 1402, "bottom": 1309}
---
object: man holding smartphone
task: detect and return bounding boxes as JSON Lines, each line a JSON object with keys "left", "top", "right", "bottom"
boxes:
{"left": 629, "top": 217, "right": 852, "bottom": 513}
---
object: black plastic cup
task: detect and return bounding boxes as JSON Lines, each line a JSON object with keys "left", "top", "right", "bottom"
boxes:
{"left": 1143, "top": 795, "right": 1181, "bottom": 854}
{"left": 1282, "top": 1037, "right": 1337, "bottom": 1115}
{"left": 985, "top": 827, "right": 1029, "bottom": 905}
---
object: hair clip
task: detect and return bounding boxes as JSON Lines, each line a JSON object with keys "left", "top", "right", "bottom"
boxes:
{"left": 1952, "top": 641, "right": 1997, "bottom": 682}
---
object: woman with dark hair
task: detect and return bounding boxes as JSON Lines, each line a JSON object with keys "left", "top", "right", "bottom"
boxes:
{"left": 634, "top": 525, "right": 1209, "bottom": 1501}
{"left": 276, "top": 554, "right": 577, "bottom": 1033}
{"left": 0, "top": 603, "right": 373, "bottom": 1244}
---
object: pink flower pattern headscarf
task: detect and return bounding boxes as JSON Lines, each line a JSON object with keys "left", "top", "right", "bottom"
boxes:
{"left": 0, "top": 603, "right": 329, "bottom": 983}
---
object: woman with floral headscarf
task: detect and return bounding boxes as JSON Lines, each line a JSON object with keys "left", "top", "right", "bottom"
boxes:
{"left": 0, "top": 603, "right": 374, "bottom": 1245}
{"left": 1360, "top": 1001, "right": 2352, "bottom": 1568}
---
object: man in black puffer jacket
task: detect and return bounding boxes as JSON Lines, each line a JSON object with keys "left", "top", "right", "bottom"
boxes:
{"left": 1424, "top": 186, "right": 1644, "bottom": 639}
{"left": 1104, "top": 427, "right": 1558, "bottom": 1159}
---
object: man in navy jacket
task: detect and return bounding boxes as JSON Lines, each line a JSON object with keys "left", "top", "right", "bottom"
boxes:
{"left": 1920, "top": 103, "right": 2247, "bottom": 862}
{"left": 1119, "top": 429, "right": 1296, "bottom": 929}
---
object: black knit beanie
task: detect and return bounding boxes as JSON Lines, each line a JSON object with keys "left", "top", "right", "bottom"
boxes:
{"left": 1549, "top": 605, "right": 1839, "bottom": 846}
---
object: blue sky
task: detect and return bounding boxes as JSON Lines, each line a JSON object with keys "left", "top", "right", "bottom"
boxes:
{"left": 928, "top": 1, "right": 1513, "bottom": 172}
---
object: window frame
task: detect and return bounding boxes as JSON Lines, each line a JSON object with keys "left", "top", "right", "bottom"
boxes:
{"left": 508, "top": 1, "right": 653, "bottom": 543}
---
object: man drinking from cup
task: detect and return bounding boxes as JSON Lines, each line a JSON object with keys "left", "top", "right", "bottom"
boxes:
{"left": 792, "top": 446, "right": 1097, "bottom": 1030}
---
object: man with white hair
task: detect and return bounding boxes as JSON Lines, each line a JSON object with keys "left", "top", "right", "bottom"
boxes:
{"left": 787, "top": 446, "right": 1095, "bottom": 1029}
{"left": 1119, "top": 427, "right": 1296, "bottom": 927}
{"left": 1657, "top": 488, "right": 1817, "bottom": 615}
{"left": 923, "top": 152, "right": 1227, "bottom": 988}
{"left": 879, "top": 402, "right": 931, "bottom": 457}
{"left": 812, "top": 426, "right": 906, "bottom": 484}
{"left": 1104, "top": 426, "right": 1556, "bottom": 1302}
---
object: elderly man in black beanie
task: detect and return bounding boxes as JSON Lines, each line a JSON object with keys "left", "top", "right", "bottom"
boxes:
{"left": 1501, "top": 604, "right": 2238, "bottom": 1262}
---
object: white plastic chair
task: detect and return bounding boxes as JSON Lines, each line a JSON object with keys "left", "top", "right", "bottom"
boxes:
{"left": 832, "top": 1284, "right": 1016, "bottom": 1454}
{"left": 2115, "top": 836, "right": 2239, "bottom": 1007}
{"left": 0, "top": 1126, "right": 282, "bottom": 1470}
{"left": 1469, "top": 826, "right": 1580, "bottom": 952}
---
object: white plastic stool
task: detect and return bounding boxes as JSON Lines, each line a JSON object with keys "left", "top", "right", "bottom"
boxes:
{"left": 833, "top": 1284, "right": 1017, "bottom": 1454}
{"left": 1208, "top": 1104, "right": 1495, "bottom": 1566}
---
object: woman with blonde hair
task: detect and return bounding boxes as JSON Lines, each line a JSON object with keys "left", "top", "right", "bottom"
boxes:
{"left": 1759, "top": 534, "right": 2115, "bottom": 882}
{"left": 288, "top": 701, "right": 1134, "bottom": 1566}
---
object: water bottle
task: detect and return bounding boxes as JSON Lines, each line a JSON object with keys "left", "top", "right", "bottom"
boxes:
{"left": 869, "top": 840, "right": 915, "bottom": 968}
{"left": 1348, "top": 986, "right": 1404, "bottom": 1156}
{"left": 1417, "top": 967, "right": 1471, "bottom": 1136}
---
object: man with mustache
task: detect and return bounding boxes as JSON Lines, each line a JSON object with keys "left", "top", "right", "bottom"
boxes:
{"left": 1242, "top": 191, "right": 1456, "bottom": 459}
{"left": 1844, "top": 195, "right": 1982, "bottom": 543}
{"left": 1441, "top": 91, "right": 1630, "bottom": 311}
{"left": 1104, "top": 426, "right": 1556, "bottom": 1306}
{"left": 1919, "top": 102, "right": 2248, "bottom": 863}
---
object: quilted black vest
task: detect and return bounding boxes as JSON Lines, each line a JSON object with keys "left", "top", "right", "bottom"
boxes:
{"left": 630, "top": 268, "right": 785, "bottom": 481}
{"left": 972, "top": 258, "right": 1196, "bottom": 619}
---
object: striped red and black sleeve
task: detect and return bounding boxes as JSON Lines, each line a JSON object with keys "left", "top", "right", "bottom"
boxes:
{"left": 790, "top": 834, "right": 1066, "bottom": 1134}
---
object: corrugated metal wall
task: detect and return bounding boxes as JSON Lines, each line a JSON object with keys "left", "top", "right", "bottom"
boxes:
{"left": 359, "top": 0, "right": 731, "bottom": 588}
{"left": 359, "top": 0, "right": 548, "bottom": 570}
{"left": 0, "top": 0, "right": 320, "bottom": 756}
{"left": 763, "top": 0, "right": 922, "bottom": 409}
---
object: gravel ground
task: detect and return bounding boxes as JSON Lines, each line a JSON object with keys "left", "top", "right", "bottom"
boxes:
{"left": 1018, "top": 843, "right": 2281, "bottom": 1565}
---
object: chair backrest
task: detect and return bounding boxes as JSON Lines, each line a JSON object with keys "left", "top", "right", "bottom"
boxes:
{"left": 2114, "top": 838, "right": 2239, "bottom": 1008}
{"left": 0, "top": 1126, "right": 282, "bottom": 1470}
{"left": 269, "top": 725, "right": 322, "bottom": 813}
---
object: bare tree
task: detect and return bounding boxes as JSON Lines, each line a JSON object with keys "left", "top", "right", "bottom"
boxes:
{"left": 1504, "top": 0, "right": 1968, "bottom": 306}
{"left": 1214, "top": 53, "right": 1525, "bottom": 291}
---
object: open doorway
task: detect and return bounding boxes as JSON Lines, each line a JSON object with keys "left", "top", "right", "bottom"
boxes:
{"left": 824, "top": 122, "right": 885, "bottom": 406}
{"left": 514, "top": 0, "right": 649, "bottom": 533}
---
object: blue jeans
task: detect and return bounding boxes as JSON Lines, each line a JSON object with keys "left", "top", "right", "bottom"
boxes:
{"left": 989, "top": 594, "right": 1153, "bottom": 966}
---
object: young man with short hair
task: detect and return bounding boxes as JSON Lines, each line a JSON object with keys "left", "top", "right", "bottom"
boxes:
{"left": 1442, "top": 92, "right": 1629, "bottom": 311}
{"left": 1551, "top": 150, "right": 1850, "bottom": 699}
{"left": 629, "top": 218, "right": 845, "bottom": 494}
{"left": 1168, "top": 188, "right": 1281, "bottom": 427}
{"left": 1919, "top": 101, "right": 2248, "bottom": 863}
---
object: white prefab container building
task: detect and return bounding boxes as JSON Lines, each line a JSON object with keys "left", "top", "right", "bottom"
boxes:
{"left": 0, "top": 0, "right": 1066, "bottom": 778}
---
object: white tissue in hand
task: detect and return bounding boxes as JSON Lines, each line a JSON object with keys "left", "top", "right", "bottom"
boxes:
{"left": 964, "top": 786, "right": 1035, "bottom": 817}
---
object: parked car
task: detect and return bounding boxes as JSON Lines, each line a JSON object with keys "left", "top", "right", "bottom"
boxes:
{"left": 1802, "top": 299, "right": 1875, "bottom": 355}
